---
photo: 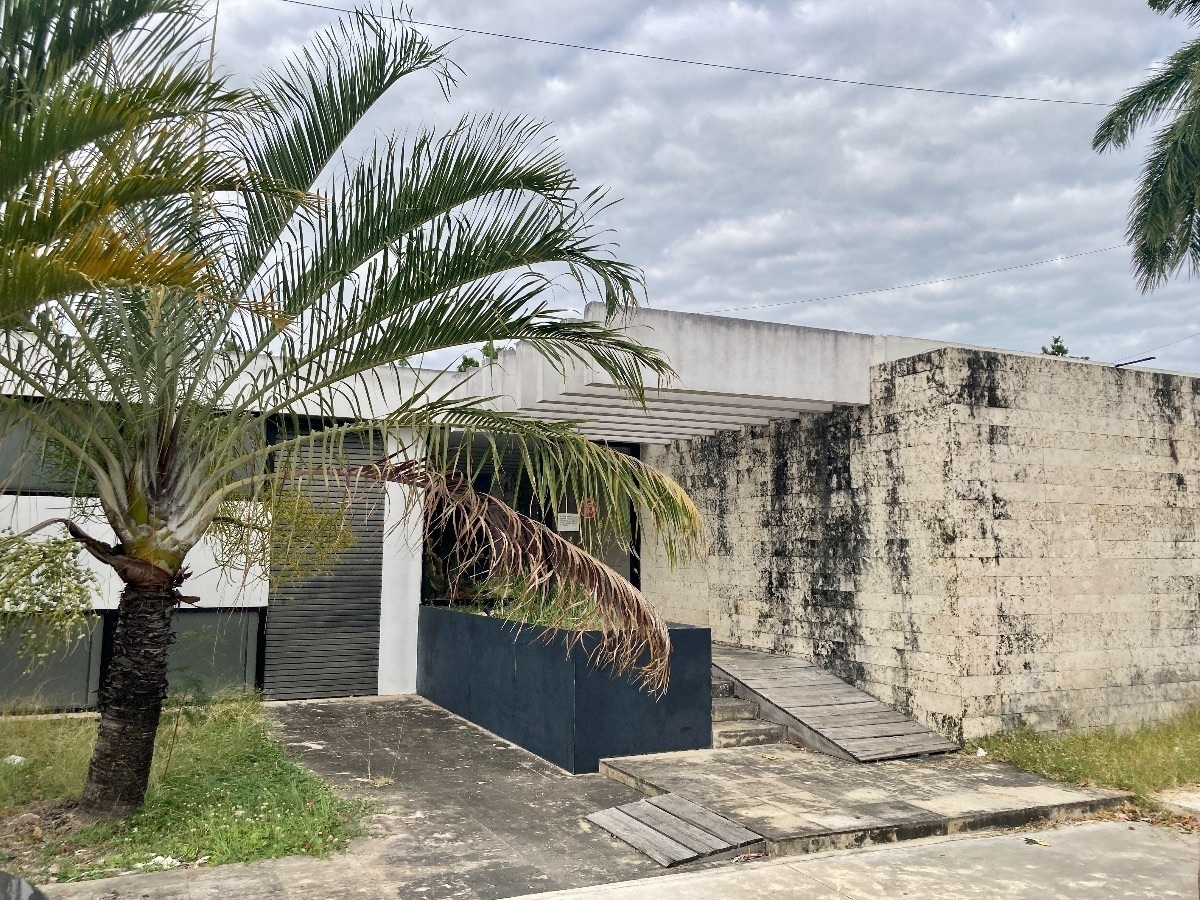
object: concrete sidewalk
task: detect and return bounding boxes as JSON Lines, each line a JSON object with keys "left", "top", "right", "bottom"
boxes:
{"left": 600, "top": 743, "right": 1124, "bottom": 855}
{"left": 515, "top": 822, "right": 1197, "bottom": 899}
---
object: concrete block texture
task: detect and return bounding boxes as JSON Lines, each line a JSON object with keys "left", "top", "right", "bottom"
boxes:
{"left": 642, "top": 348, "right": 1200, "bottom": 741}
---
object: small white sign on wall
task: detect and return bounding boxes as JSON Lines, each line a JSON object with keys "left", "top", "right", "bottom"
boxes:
{"left": 556, "top": 512, "right": 580, "bottom": 532}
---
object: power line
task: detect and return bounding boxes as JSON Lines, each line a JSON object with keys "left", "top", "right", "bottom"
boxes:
{"left": 705, "top": 245, "right": 1129, "bottom": 314}
{"left": 1116, "top": 329, "right": 1200, "bottom": 364}
{"left": 272, "top": 0, "right": 1109, "bottom": 108}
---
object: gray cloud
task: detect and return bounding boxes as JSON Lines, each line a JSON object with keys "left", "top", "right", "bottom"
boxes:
{"left": 215, "top": 0, "right": 1200, "bottom": 369}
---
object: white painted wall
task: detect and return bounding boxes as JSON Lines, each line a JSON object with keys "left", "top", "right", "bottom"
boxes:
{"left": 377, "top": 481, "right": 423, "bottom": 695}
{"left": 0, "top": 496, "right": 267, "bottom": 609}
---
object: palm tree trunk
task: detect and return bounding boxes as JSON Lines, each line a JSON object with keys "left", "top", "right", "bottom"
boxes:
{"left": 79, "top": 582, "right": 178, "bottom": 819}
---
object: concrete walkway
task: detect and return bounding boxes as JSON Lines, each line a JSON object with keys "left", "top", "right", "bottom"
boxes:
{"left": 42, "top": 697, "right": 664, "bottom": 900}
{"left": 602, "top": 743, "right": 1125, "bottom": 856}
{"left": 515, "top": 822, "right": 1198, "bottom": 899}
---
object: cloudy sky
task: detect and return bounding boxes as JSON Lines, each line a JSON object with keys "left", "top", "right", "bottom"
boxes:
{"left": 213, "top": 1, "right": 1199, "bottom": 369}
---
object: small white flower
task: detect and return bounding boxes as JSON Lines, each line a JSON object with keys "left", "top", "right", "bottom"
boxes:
{"left": 3, "top": 755, "right": 25, "bottom": 766}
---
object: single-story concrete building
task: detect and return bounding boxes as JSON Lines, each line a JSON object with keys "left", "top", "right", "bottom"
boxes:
{"left": 4, "top": 303, "right": 1199, "bottom": 742}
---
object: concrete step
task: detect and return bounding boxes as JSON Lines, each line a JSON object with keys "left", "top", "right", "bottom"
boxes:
{"left": 712, "top": 720, "right": 786, "bottom": 748}
{"left": 711, "top": 677, "right": 734, "bottom": 699}
{"left": 711, "top": 697, "right": 760, "bottom": 722}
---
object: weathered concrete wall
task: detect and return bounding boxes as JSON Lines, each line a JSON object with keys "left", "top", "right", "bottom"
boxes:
{"left": 643, "top": 347, "right": 1200, "bottom": 741}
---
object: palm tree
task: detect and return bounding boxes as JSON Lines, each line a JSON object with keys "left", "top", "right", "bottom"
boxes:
{"left": 0, "top": 0, "right": 253, "bottom": 320}
{"left": 0, "top": 7, "right": 702, "bottom": 819}
{"left": 1094, "top": 0, "right": 1200, "bottom": 291}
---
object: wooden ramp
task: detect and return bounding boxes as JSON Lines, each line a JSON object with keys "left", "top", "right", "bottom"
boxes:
{"left": 586, "top": 793, "right": 764, "bottom": 867}
{"left": 711, "top": 646, "right": 958, "bottom": 763}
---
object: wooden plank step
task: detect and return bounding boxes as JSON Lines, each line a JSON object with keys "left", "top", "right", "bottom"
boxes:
{"left": 713, "top": 669, "right": 815, "bottom": 680}
{"left": 713, "top": 649, "right": 812, "bottom": 663}
{"left": 819, "top": 720, "right": 936, "bottom": 740}
{"left": 646, "top": 794, "right": 761, "bottom": 847}
{"left": 740, "top": 684, "right": 843, "bottom": 696}
{"left": 723, "top": 662, "right": 835, "bottom": 673}
{"left": 733, "top": 681, "right": 849, "bottom": 693}
{"left": 759, "top": 695, "right": 887, "bottom": 710}
{"left": 839, "top": 734, "right": 960, "bottom": 758}
{"left": 585, "top": 808, "right": 697, "bottom": 867}
{"left": 588, "top": 794, "right": 764, "bottom": 868}
{"left": 755, "top": 688, "right": 870, "bottom": 702}
{"left": 753, "top": 691, "right": 878, "bottom": 705}
{"left": 800, "top": 711, "right": 916, "bottom": 727}
{"left": 620, "top": 800, "right": 730, "bottom": 855}
{"left": 727, "top": 671, "right": 843, "bottom": 683}
{"left": 712, "top": 647, "right": 959, "bottom": 763}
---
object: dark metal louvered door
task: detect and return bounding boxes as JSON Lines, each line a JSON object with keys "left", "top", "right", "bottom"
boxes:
{"left": 261, "top": 432, "right": 384, "bottom": 699}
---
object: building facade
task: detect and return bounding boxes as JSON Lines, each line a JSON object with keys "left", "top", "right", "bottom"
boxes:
{"left": 4, "top": 305, "right": 1199, "bottom": 740}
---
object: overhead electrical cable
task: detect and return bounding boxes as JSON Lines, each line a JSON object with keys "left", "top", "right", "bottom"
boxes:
{"left": 272, "top": 0, "right": 1108, "bottom": 107}
{"left": 706, "top": 245, "right": 1129, "bottom": 314}
{"left": 1116, "top": 330, "right": 1200, "bottom": 365}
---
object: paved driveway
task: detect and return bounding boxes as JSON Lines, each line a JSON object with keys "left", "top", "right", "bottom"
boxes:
{"left": 43, "top": 696, "right": 672, "bottom": 900}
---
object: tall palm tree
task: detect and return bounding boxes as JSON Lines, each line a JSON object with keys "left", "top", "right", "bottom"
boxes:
{"left": 0, "top": 0, "right": 253, "bottom": 320}
{"left": 0, "top": 7, "right": 702, "bottom": 819}
{"left": 1094, "top": 0, "right": 1200, "bottom": 291}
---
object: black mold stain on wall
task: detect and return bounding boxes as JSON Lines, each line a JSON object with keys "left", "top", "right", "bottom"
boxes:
{"left": 1152, "top": 372, "right": 1184, "bottom": 426}
{"left": 749, "top": 410, "right": 869, "bottom": 682}
{"left": 682, "top": 429, "right": 739, "bottom": 557}
{"left": 957, "top": 352, "right": 1009, "bottom": 409}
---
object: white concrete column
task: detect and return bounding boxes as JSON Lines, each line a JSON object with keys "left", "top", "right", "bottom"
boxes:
{"left": 377, "top": 476, "right": 423, "bottom": 695}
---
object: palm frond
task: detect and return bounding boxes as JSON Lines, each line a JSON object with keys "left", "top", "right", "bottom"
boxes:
{"left": 1093, "top": 35, "right": 1200, "bottom": 152}
{"left": 1124, "top": 104, "right": 1200, "bottom": 290}
{"left": 1094, "top": 12, "right": 1200, "bottom": 291}
{"left": 0, "top": 0, "right": 261, "bottom": 318}
{"left": 365, "top": 460, "right": 673, "bottom": 692}
{"left": 0, "top": 0, "right": 194, "bottom": 107}
{"left": 405, "top": 400, "right": 704, "bottom": 565}
{"left": 235, "top": 7, "right": 452, "bottom": 291}
{"left": 1149, "top": 1, "right": 1200, "bottom": 25}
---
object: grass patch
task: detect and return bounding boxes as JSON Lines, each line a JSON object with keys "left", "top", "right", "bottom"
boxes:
{"left": 0, "top": 713, "right": 97, "bottom": 811}
{"left": 0, "top": 691, "right": 364, "bottom": 882}
{"left": 976, "top": 707, "right": 1200, "bottom": 803}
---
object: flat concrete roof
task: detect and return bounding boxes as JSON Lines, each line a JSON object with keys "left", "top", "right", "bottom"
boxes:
{"left": 449, "top": 304, "right": 969, "bottom": 444}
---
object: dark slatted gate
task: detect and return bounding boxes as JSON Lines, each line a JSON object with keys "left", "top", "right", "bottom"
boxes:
{"left": 261, "top": 433, "right": 384, "bottom": 700}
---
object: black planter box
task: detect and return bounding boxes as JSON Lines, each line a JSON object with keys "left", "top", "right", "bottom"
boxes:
{"left": 416, "top": 605, "right": 712, "bottom": 773}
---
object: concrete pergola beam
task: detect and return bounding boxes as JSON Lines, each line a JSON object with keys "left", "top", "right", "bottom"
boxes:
{"left": 441, "top": 303, "right": 987, "bottom": 445}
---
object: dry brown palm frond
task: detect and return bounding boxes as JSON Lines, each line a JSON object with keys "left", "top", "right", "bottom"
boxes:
{"left": 358, "top": 457, "right": 671, "bottom": 693}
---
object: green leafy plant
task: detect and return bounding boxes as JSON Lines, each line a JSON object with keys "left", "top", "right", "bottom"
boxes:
{"left": 1041, "top": 336, "right": 1069, "bottom": 356}
{"left": 0, "top": 0, "right": 257, "bottom": 320}
{"left": 0, "top": 527, "right": 97, "bottom": 661}
{"left": 1094, "top": 1, "right": 1200, "bottom": 290}
{"left": 1040, "top": 336, "right": 1088, "bottom": 359}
